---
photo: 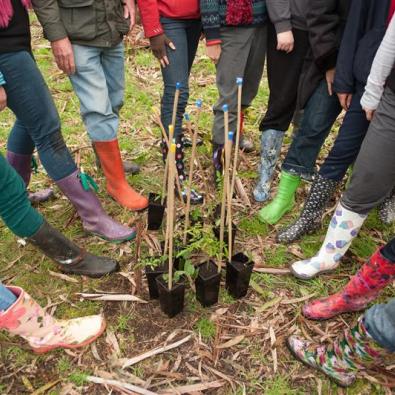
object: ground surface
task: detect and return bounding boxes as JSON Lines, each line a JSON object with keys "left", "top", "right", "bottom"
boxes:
{"left": 0, "top": 17, "right": 394, "bottom": 395}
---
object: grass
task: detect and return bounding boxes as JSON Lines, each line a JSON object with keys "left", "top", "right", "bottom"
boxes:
{"left": 0, "top": 15, "right": 394, "bottom": 395}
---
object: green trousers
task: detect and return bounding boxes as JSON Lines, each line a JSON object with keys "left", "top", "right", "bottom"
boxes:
{"left": 0, "top": 153, "right": 43, "bottom": 237}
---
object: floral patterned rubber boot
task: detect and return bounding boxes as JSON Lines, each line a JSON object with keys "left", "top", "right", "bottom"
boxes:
{"left": 287, "top": 318, "right": 392, "bottom": 387}
{"left": 290, "top": 203, "right": 367, "bottom": 280}
{"left": 303, "top": 248, "right": 395, "bottom": 320}
{"left": 0, "top": 287, "right": 106, "bottom": 354}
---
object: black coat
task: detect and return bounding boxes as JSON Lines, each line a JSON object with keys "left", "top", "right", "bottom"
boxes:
{"left": 297, "top": 0, "right": 350, "bottom": 109}
{"left": 333, "top": 0, "right": 390, "bottom": 94}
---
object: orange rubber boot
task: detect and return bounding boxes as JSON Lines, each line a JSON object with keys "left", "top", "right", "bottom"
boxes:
{"left": 93, "top": 140, "right": 148, "bottom": 211}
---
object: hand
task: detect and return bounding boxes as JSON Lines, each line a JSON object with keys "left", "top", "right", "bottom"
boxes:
{"left": 325, "top": 68, "right": 336, "bottom": 96}
{"left": 206, "top": 44, "right": 221, "bottom": 64}
{"left": 337, "top": 93, "right": 353, "bottom": 111}
{"left": 149, "top": 34, "right": 176, "bottom": 68}
{"left": 363, "top": 107, "right": 375, "bottom": 121}
{"left": 51, "top": 37, "right": 75, "bottom": 75}
{"left": 276, "top": 31, "right": 294, "bottom": 53}
{"left": 123, "top": 0, "right": 135, "bottom": 32}
{"left": 0, "top": 86, "right": 7, "bottom": 111}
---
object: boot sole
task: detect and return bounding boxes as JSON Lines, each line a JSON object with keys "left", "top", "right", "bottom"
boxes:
{"left": 31, "top": 319, "right": 107, "bottom": 354}
{"left": 285, "top": 338, "right": 355, "bottom": 388}
{"left": 60, "top": 263, "right": 120, "bottom": 278}
{"left": 259, "top": 201, "right": 294, "bottom": 225}
{"left": 277, "top": 222, "right": 321, "bottom": 244}
{"left": 86, "top": 230, "right": 137, "bottom": 244}
{"left": 302, "top": 304, "right": 368, "bottom": 321}
{"left": 289, "top": 264, "right": 337, "bottom": 280}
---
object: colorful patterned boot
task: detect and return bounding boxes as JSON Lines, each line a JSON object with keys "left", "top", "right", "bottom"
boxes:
{"left": 378, "top": 189, "right": 395, "bottom": 225}
{"left": 290, "top": 203, "right": 367, "bottom": 280}
{"left": 258, "top": 171, "right": 301, "bottom": 225}
{"left": 277, "top": 174, "right": 340, "bottom": 244}
{"left": 303, "top": 248, "right": 395, "bottom": 320}
{"left": 253, "top": 129, "right": 285, "bottom": 202}
{"left": 287, "top": 318, "right": 393, "bottom": 387}
{"left": 0, "top": 287, "right": 106, "bottom": 354}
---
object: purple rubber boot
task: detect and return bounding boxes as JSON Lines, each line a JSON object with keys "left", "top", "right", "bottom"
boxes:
{"left": 55, "top": 170, "right": 136, "bottom": 243}
{"left": 6, "top": 151, "right": 54, "bottom": 203}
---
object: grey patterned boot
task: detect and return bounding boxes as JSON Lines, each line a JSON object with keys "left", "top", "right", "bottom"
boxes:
{"left": 276, "top": 174, "right": 340, "bottom": 244}
{"left": 378, "top": 189, "right": 395, "bottom": 225}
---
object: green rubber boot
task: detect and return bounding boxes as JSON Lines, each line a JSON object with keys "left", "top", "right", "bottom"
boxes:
{"left": 258, "top": 171, "right": 301, "bottom": 225}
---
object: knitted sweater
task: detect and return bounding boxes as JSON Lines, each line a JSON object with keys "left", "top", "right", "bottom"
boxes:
{"left": 200, "top": 0, "right": 267, "bottom": 43}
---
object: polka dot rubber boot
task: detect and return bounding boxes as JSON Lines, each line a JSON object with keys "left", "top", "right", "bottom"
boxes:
{"left": 175, "top": 136, "right": 203, "bottom": 205}
{"left": 253, "top": 129, "right": 285, "bottom": 202}
{"left": 277, "top": 174, "right": 340, "bottom": 244}
{"left": 378, "top": 188, "right": 395, "bottom": 225}
{"left": 290, "top": 203, "right": 367, "bottom": 280}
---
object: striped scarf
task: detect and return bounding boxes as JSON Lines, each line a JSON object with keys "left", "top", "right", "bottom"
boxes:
{"left": 0, "top": 0, "right": 31, "bottom": 28}
{"left": 226, "top": 0, "right": 253, "bottom": 25}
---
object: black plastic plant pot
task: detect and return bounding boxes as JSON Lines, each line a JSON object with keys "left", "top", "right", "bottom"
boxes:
{"left": 226, "top": 253, "right": 254, "bottom": 299}
{"left": 147, "top": 193, "right": 165, "bottom": 231}
{"left": 213, "top": 223, "right": 237, "bottom": 251}
{"left": 145, "top": 262, "right": 167, "bottom": 299}
{"left": 156, "top": 276, "right": 186, "bottom": 318}
{"left": 195, "top": 261, "right": 221, "bottom": 307}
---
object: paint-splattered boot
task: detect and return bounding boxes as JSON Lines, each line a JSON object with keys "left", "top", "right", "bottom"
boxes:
{"left": 253, "top": 129, "right": 284, "bottom": 202}
{"left": 287, "top": 318, "right": 393, "bottom": 387}
{"left": 303, "top": 248, "right": 395, "bottom": 320}
{"left": 277, "top": 174, "right": 340, "bottom": 244}
{"left": 290, "top": 203, "right": 367, "bottom": 280}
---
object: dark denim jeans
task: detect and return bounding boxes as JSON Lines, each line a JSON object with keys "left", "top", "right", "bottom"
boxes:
{"left": 160, "top": 18, "right": 201, "bottom": 138}
{"left": 319, "top": 88, "right": 370, "bottom": 181}
{"left": 0, "top": 51, "right": 76, "bottom": 181}
{"left": 282, "top": 80, "right": 342, "bottom": 178}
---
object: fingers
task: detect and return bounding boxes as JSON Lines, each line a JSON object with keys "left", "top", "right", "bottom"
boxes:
{"left": 160, "top": 56, "right": 169, "bottom": 68}
{"left": 327, "top": 80, "right": 333, "bottom": 96}
{"left": 123, "top": 5, "right": 129, "bottom": 18}
{"left": 346, "top": 94, "right": 352, "bottom": 110}
{"left": 167, "top": 41, "right": 176, "bottom": 51}
{"left": 0, "top": 90, "right": 6, "bottom": 111}
{"left": 56, "top": 54, "right": 75, "bottom": 75}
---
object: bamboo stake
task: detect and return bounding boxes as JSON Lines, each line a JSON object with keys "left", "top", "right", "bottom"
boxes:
{"left": 226, "top": 132, "right": 234, "bottom": 261}
{"left": 164, "top": 125, "right": 175, "bottom": 256}
{"left": 218, "top": 104, "right": 230, "bottom": 273}
{"left": 182, "top": 100, "right": 203, "bottom": 245}
{"left": 171, "top": 82, "right": 181, "bottom": 128}
{"left": 230, "top": 77, "right": 243, "bottom": 199}
{"left": 167, "top": 141, "right": 176, "bottom": 290}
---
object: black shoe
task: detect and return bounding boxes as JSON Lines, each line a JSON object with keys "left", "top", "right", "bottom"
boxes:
{"left": 183, "top": 135, "right": 203, "bottom": 148}
{"left": 276, "top": 174, "right": 340, "bottom": 244}
{"left": 180, "top": 186, "right": 204, "bottom": 205}
{"left": 28, "top": 221, "right": 119, "bottom": 277}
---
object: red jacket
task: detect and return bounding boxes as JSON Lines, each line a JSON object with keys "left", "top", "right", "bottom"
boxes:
{"left": 137, "top": 0, "right": 200, "bottom": 38}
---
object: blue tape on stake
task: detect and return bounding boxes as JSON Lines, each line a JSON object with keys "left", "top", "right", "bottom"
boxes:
{"left": 236, "top": 77, "right": 243, "bottom": 86}
{"left": 222, "top": 104, "right": 229, "bottom": 112}
{"left": 184, "top": 113, "right": 190, "bottom": 121}
{"left": 228, "top": 131, "right": 234, "bottom": 141}
{"left": 176, "top": 82, "right": 181, "bottom": 90}
{"left": 196, "top": 99, "right": 203, "bottom": 108}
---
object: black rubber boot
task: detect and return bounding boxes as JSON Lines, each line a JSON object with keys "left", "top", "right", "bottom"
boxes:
{"left": 276, "top": 174, "right": 340, "bottom": 244}
{"left": 212, "top": 143, "right": 224, "bottom": 187}
{"left": 28, "top": 221, "right": 119, "bottom": 277}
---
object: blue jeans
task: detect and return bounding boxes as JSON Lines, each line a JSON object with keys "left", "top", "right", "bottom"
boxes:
{"left": 282, "top": 80, "right": 342, "bottom": 178}
{"left": 0, "top": 284, "right": 16, "bottom": 311}
{"left": 70, "top": 43, "right": 125, "bottom": 142}
{"left": 319, "top": 89, "right": 370, "bottom": 181}
{"left": 160, "top": 18, "right": 201, "bottom": 138}
{"left": 365, "top": 297, "right": 395, "bottom": 352}
{"left": 0, "top": 51, "right": 77, "bottom": 181}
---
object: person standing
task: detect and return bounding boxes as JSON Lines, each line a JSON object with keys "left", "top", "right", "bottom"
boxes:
{"left": 200, "top": 0, "right": 268, "bottom": 181}
{"left": 136, "top": 0, "right": 203, "bottom": 204}
{"left": 32, "top": 0, "right": 149, "bottom": 211}
{"left": 0, "top": 0, "right": 136, "bottom": 243}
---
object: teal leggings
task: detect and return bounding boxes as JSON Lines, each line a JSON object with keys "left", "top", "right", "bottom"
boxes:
{"left": 0, "top": 153, "right": 43, "bottom": 237}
